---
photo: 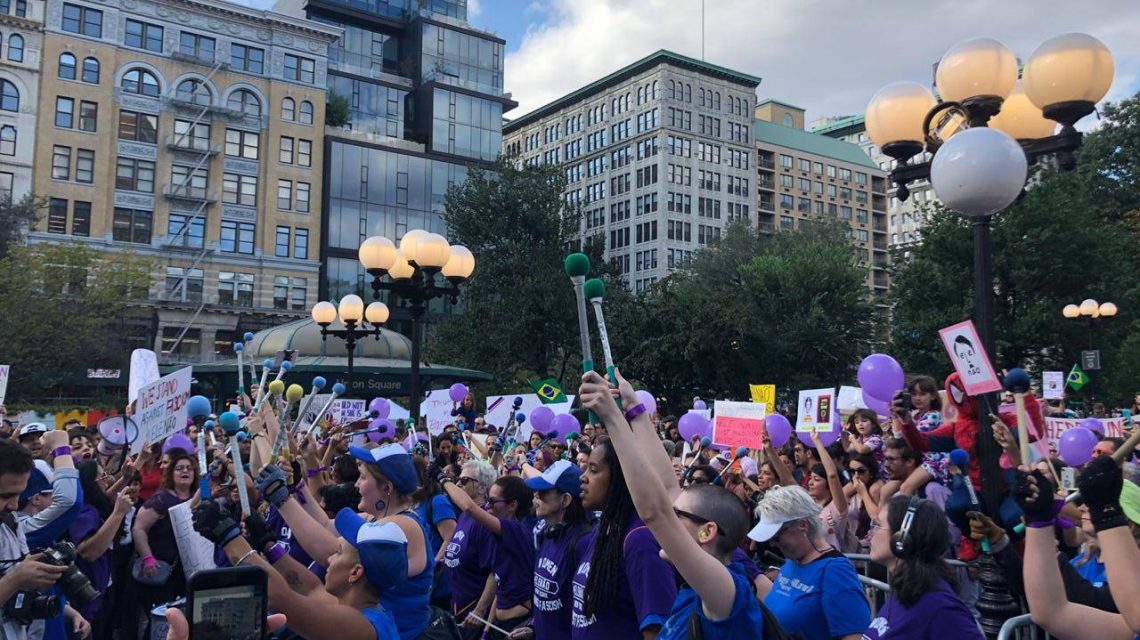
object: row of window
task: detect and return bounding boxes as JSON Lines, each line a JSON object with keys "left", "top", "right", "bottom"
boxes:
{"left": 164, "top": 269, "right": 307, "bottom": 310}
{"left": 775, "top": 154, "right": 867, "bottom": 183}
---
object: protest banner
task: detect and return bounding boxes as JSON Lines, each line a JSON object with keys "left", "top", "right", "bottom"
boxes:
{"left": 1043, "top": 417, "right": 1125, "bottom": 444}
{"left": 132, "top": 367, "right": 192, "bottom": 454}
{"left": 749, "top": 384, "right": 775, "bottom": 408}
{"left": 939, "top": 320, "right": 1002, "bottom": 395}
{"left": 796, "top": 388, "right": 834, "bottom": 433}
{"left": 712, "top": 401, "right": 767, "bottom": 449}
{"left": 0, "top": 365, "right": 8, "bottom": 405}
{"left": 128, "top": 349, "right": 160, "bottom": 405}
{"left": 1042, "top": 371, "right": 1064, "bottom": 400}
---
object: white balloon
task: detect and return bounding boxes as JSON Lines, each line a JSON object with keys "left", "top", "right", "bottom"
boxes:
{"left": 930, "top": 127, "right": 1027, "bottom": 218}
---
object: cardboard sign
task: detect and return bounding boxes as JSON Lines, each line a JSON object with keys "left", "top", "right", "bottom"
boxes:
{"left": 169, "top": 500, "right": 216, "bottom": 580}
{"left": 749, "top": 384, "right": 775, "bottom": 408}
{"left": 796, "top": 388, "right": 834, "bottom": 433}
{"left": 0, "top": 365, "right": 9, "bottom": 405}
{"left": 1042, "top": 371, "right": 1064, "bottom": 400}
{"left": 484, "top": 394, "right": 577, "bottom": 438}
{"left": 712, "top": 401, "right": 767, "bottom": 449}
{"left": 938, "top": 320, "right": 1002, "bottom": 396}
{"left": 332, "top": 399, "right": 367, "bottom": 426}
{"left": 132, "top": 367, "right": 193, "bottom": 453}
{"left": 128, "top": 349, "right": 160, "bottom": 404}
{"left": 420, "top": 389, "right": 460, "bottom": 436}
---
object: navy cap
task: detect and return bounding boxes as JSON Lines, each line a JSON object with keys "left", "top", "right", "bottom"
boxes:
{"left": 524, "top": 460, "right": 582, "bottom": 497}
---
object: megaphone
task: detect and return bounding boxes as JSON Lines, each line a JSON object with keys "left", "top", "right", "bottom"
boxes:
{"left": 96, "top": 416, "right": 138, "bottom": 457}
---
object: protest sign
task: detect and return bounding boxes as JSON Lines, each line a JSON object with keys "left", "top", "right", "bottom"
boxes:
{"left": 132, "top": 367, "right": 193, "bottom": 453}
{"left": 169, "top": 501, "right": 216, "bottom": 580}
{"left": 1042, "top": 371, "right": 1064, "bottom": 400}
{"left": 796, "top": 388, "right": 834, "bottom": 433}
{"left": 836, "top": 386, "right": 867, "bottom": 422}
{"left": 421, "top": 389, "right": 459, "bottom": 436}
{"left": 128, "top": 349, "right": 160, "bottom": 405}
{"left": 712, "top": 401, "right": 767, "bottom": 449}
{"left": 0, "top": 365, "right": 8, "bottom": 405}
{"left": 749, "top": 384, "right": 775, "bottom": 408}
{"left": 939, "top": 320, "right": 1002, "bottom": 395}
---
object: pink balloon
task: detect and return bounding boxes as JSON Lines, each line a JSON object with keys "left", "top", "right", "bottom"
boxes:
{"left": 530, "top": 406, "right": 555, "bottom": 432}
{"left": 1058, "top": 427, "right": 1099, "bottom": 467}
{"left": 765, "top": 414, "right": 793, "bottom": 448}
{"left": 548, "top": 413, "right": 579, "bottom": 443}
{"left": 678, "top": 411, "right": 710, "bottom": 442}
{"left": 635, "top": 390, "right": 657, "bottom": 416}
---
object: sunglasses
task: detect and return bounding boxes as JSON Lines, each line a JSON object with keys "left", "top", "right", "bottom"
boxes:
{"left": 457, "top": 477, "right": 477, "bottom": 487}
{"left": 673, "top": 507, "right": 710, "bottom": 525}
{"left": 848, "top": 467, "right": 868, "bottom": 475}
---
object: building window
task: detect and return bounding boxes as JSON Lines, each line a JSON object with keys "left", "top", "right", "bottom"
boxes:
{"left": 82, "top": 57, "right": 99, "bottom": 83}
{"left": 299, "top": 101, "right": 313, "bottom": 124}
{"left": 115, "top": 157, "right": 155, "bottom": 192}
{"left": 51, "top": 145, "right": 70, "bottom": 180}
{"left": 120, "top": 69, "right": 160, "bottom": 97}
{"left": 780, "top": 154, "right": 793, "bottom": 168}
{"left": 118, "top": 110, "right": 157, "bottom": 143}
{"left": 175, "top": 79, "right": 211, "bottom": 106}
{"left": 217, "top": 271, "right": 254, "bottom": 306}
{"left": 173, "top": 119, "right": 210, "bottom": 150}
{"left": 224, "top": 128, "right": 258, "bottom": 159}
{"left": 71, "top": 201, "right": 90, "bottom": 236}
{"left": 277, "top": 179, "right": 291, "bottom": 210}
{"left": 220, "top": 221, "right": 255, "bottom": 255}
{"left": 125, "top": 19, "right": 163, "bottom": 52}
{"left": 112, "top": 208, "right": 152, "bottom": 244}
{"left": 0, "top": 125, "right": 14, "bottom": 155}
{"left": 75, "top": 149, "right": 94, "bottom": 183}
{"left": 170, "top": 164, "right": 207, "bottom": 197}
{"left": 55, "top": 97, "right": 74, "bottom": 128}
{"left": 281, "top": 97, "right": 295, "bottom": 121}
{"left": 167, "top": 212, "right": 204, "bottom": 248}
{"left": 179, "top": 32, "right": 215, "bottom": 63}
{"left": 294, "top": 228, "right": 308, "bottom": 259}
{"left": 296, "top": 139, "right": 311, "bottom": 167}
{"left": 273, "top": 276, "right": 289, "bottom": 309}
{"left": 275, "top": 226, "right": 289, "bottom": 257}
{"left": 164, "top": 267, "right": 203, "bottom": 302}
{"left": 62, "top": 3, "right": 102, "bottom": 37}
{"left": 0, "top": 79, "right": 15, "bottom": 111}
{"left": 161, "top": 327, "right": 200, "bottom": 356}
{"left": 279, "top": 136, "right": 293, "bottom": 164}
{"left": 230, "top": 43, "right": 264, "bottom": 74}
{"left": 47, "top": 198, "right": 67, "bottom": 233}
{"left": 295, "top": 182, "right": 310, "bottom": 213}
{"left": 223, "top": 173, "right": 257, "bottom": 206}
{"left": 283, "top": 54, "right": 315, "bottom": 83}
{"left": 227, "top": 89, "right": 260, "bottom": 116}
{"left": 58, "top": 53, "right": 77, "bottom": 79}
{"left": 7, "top": 34, "right": 22, "bottom": 62}
{"left": 0, "top": 172, "right": 11, "bottom": 201}
{"left": 78, "top": 100, "right": 97, "bottom": 132}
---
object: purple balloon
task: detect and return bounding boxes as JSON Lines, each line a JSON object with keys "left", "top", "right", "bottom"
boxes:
{"left": 548, "top": 413, "right": 579, "bottom": 443}
{"left": 367, "top": 418, "right": 394, "bottom": 443}
{"left": 368, "top": 397, "right": 391, "bottom": 420}
{"left": 678, "top": 411, "right": 710, "bottom": 442}
{"left": 858, "top": 354, "right": 905, "bottom": 403}
{"left": 1058, "top": 427, "right": 1099, "bottom": 467}
{"left": 402, "top": 431, "right": 429, "bottom": 451}
{"left": 449, "top": 383, "right": 469, "bottom": 404}
{"left": 765, "top": 413, "right": 793, "bottom": 447}
{"left": 693, "top": 398, "right": 707, "bottom": 410}
{"left": 531, "top": 406, "right": 555, "bottom": 432}
{"left": 862, "top": 390, "right": 892, "bottom": 417}
{"left": 635, "top": 390, "right": 657, "bottom": 416}
{"left": 1080, "top": 417, "right": 1105, "bottom": 436}
{"left": 163, "top": 433, "right": 195, "bottom": 455}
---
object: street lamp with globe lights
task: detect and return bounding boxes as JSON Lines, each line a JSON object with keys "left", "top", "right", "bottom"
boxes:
{"left": 357, "top": 230, "right": 475, "bottom": 422}
{"left": 309, "top": 295, "right": 389, "bottom": 386}
{"left": 1063, "top": 297, "right": 1118, "bottom": 370}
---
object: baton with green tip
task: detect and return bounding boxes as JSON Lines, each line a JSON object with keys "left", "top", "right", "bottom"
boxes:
{"left": 584, "top": 278, "right": 622, "bottom": 411}
{"left": 564, "top": 253, "right": 600, "bottom": 424}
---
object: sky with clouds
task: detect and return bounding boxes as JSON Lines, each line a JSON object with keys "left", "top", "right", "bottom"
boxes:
{"left": 470, "top": 0, "right": 1140, "bottom": 127}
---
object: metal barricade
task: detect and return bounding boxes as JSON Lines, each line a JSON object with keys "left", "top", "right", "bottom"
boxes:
{"left": 844, "top": 553, "right": 976, "bottom": 618}
{"left": 996, "top": 613, "right": 1051, "bottom": 640}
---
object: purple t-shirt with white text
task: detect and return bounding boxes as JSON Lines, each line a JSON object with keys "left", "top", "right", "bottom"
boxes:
{"left": 444, "top": 512, "right": 495, "bottom": 613}
{"left": 861, "top": 580, "right": 982, "bottom": 640}
{"left": 265, "top": 505, "right": 314, "bottom": 567}
{"left": 570, "top": 518, "right": 677, "bottom": 640}
{"left": 532, "top": 525, "right": 588, "bottom": 640}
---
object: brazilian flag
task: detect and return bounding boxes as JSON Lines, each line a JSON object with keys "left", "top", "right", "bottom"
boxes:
{"left": 531, "top": 378, "right": 567, "bottom": 404}
{"left": 1067, "top": 364, "right": 1090, "bottom": 391}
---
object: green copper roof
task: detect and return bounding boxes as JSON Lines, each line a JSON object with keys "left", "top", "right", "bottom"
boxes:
{"left": 503, "top": 49, "right": 762, "bottom": 133}
{"left": 810, "top": 114, "right": 866, "bottom": 137}
{"left": 754, "top": 119, "right": 877, "bottom": 169}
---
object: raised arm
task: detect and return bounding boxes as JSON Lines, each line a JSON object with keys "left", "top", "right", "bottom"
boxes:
{"left": 761, "top": 431, "right": 796, "bottom": 487}
{"left": 1080, "top": 455, "right": 1140, "bottom": 634}
{"left": 626, "top": 394, "right": 683, "bottom": 500}
{"left": 811, "top": 431, "right": 847, "bottom": 516}
{"left": 440, "top": 477, "right": 501, "bottom": 535}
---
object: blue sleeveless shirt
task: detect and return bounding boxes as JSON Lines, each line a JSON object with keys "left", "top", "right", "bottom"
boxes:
{"left": 381, "top": 509, "right": 434, "bottom": 640}
{"left": 362, "top": 605, "right": 401, "bottom": 640}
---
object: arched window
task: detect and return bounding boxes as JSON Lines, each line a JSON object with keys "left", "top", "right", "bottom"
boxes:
{"left": 684, "top": 84, "right": 691, "bottom": 103}
{"left": 652, "top": 80, "right": 658, "bottom": 100}
{"left": 668, "top": 80, "right": 675, "bottom": 99}
{"left": 176, "top": 78, "right": 211, "bottom": 106}
{"left": 7, "top": 35, "right": 22, "bottom": 62}
{"left": 227, "top": 89, "right": 260, "bottom": 116}
{"left": 783, "top": 113, "right": 794, "bottom": 127}
{"left": 699, "top": 87, "right": 705, "bottom": 106}
{"left": 0, "top": 125, "right": 15, "bottom": 156}
{"left": 0, "top": 79, "right": 18, "bottom": 111}
{"left": 281, "top": 97, "right": 295, "bottom": 121}
{"left": 121, "top": 68, "right": 160, "bottom": 97}
{"left": 299, "top": 100, "right": 312, "bottom": 124}
{"left": 59, "top": 53, "right": 77, "bottom": 80}
{"left": 713, "top": 91, "right": 720, "bottom": 110}
{"left": 82, "top": 57, "right": 99, "bottom": 84}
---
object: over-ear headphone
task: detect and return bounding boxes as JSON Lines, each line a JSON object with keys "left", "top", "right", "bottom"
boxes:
{"left": 541, "top": 523, "right": 567, "bottom": 540}
{"left": 891, "top": 496, "right": 922, "bottom": 559}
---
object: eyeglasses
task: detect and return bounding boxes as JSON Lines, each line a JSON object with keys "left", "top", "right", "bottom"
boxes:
{"left": 457, "top": 477, "right": 477, "bottom": 487}
{"left": 848, "top": 467, "right": 868, "bottom": 476}
{"left": 672, "top": 507, "right": 710, "bottom": 525}
{"left": 485, "top": 498, "right": 509, "bottom": 506}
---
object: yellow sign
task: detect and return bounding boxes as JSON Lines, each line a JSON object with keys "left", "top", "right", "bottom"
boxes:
{"left": 750, "top": 384, "right": 775, "bottom": 408}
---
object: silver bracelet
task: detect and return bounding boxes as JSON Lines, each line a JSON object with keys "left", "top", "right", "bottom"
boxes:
{"left": 235, "top": 549, "right": 258, "bottom": 566}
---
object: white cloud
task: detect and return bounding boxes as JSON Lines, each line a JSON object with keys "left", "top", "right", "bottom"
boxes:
{"left": 468, "top": 0, "right": 482, "bottom": 19}
{"left": 503, "top": 0, "right": 1140, "bottom": 125}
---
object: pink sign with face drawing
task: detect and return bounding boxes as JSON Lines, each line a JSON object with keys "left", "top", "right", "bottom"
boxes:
{"left": 938, "top": 320, "right": 1002, "bottom": 396}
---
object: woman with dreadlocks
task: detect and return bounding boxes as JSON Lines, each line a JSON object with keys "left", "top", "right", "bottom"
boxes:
{"left": 570, "top": 437, "right": 676, "bottom": 639}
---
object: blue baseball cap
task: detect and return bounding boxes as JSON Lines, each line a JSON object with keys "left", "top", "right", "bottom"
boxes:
{"left": 20, "top": 460, "right": 54, "bottom": 502}
{"left": 524, "top": 460, "right": 582, "bottom": 496}
{"left": 334, "top": 508, "right": 409, "bottom": 592}
{"left": 348, "top": 443, "right": 419, "bottom": 495}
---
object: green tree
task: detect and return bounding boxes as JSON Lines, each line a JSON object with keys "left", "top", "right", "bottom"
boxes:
{"left": 889, "top": 93, "right": 1140, "bottom": 403}
{"left": 325, "top": 93, "right": 350, "bottom": 128}
{"left": 619, "top": 222, "right": 876, "bottom": 410}
{"left": 0, "top": 243, "right": 156, "bottom": 396}
{"left": 426, "top": 161, "right": 630, "bottom": 393}
{"left": 0, "top": 194, "right": 43, "bottom": 260}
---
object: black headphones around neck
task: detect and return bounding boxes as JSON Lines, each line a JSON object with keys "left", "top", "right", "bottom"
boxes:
{"left": 890, "top": 495, "right": 922, "bottom": 559}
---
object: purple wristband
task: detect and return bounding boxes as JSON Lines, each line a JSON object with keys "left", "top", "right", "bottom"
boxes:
{"left": 1026, "top": 519, "right": 1055, "bottom": 529}
{"left": 306, "top": 466, "right": 328, "bottom": 479}
{"left": 266, "top": 542, "right": 290, "bottom": 564}
{"left": 52, "top": 446, "right": 72, "bottom": 458}
{"left": 624, "top": 403, "right": 647, "bottom": 422}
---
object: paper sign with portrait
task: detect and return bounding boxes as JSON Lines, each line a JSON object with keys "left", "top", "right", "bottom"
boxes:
{"left": 938, "top": 320, "right": 1002, "bottom": 396}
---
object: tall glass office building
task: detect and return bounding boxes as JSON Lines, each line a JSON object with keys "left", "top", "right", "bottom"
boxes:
{"left": 286, "top": 0, "right": 514, "bottom": 317}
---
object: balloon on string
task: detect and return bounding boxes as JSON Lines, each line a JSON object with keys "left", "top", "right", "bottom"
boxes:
{"left": 448, "top": 383, "right": 469, "bottom": 403}
{"left": 368, "top": 397, "right": 391, "bottom": 420}
{"left": 403, "top": 431, "right": 429, "bottom": 452}
{"left": 857, "top": 354, "right": 905, "bottom": 402}
{"left": 163, "top": 433, "right": 195, "bottom": 455}
{"left": 1080, "top": 417, "right": 1105, "bottom": 436}
{"left": 367, "top": 418, "right": 395, "bottom": 443}
{"left": 530, "top": 406, "right": 555, "bottom": 432}
{"left": 693, "top": 397, "right": 707, "bottom": 410}
{"left": 549, "top": 413, "right": 579, "bottom": 443}
{"left": 765, "top": 414, "right": 793, "bottom": 447}
{"left": 862, "top": 391, "right": 893, "bottom": 417}
{"left": 1058, "top": 427, "right": 1099, "bottom": 467}
{"left": 678, "top": 411, "right": 710, "bottom": 442}
{"left": 635, "top": 390, "right": 657, "bottom": 416}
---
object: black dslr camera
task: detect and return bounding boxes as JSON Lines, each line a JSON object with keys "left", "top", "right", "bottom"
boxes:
{"left": 4, "top": 542, "right": 100, "bottom": 624}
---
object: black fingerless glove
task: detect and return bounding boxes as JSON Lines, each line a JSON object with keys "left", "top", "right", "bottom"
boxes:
{"left": 1015, "top": 470, "right": 1058, "bottom": 525}
{"left": 1077, "top": 455, "right": 1127, "bottom": 532}
{"left": 192, "top": 500, "right": 241, "bottom": 546}
{"left": 244, "top": 511, "right": 277, "bottom": 553}
{"left": 256, "top": 465, "right": 290, "bottom": 508}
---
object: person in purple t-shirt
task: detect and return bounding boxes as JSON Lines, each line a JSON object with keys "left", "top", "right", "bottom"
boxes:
{"left": 570, "top": 436, "right": 677, "bottom": 639}
{"left": 442, "top": 460, "right": 498, "bottom": 637}
{"left": 863, "top": 494, "right": 982, "bottom": 639}
{"left": 69, "top": 460, "right": 134, "bottom": 638}
{"left": 443, "top": 469, "right": 535, "bottom": 637}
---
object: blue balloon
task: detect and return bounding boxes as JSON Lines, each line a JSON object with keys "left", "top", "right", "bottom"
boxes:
{"left": 516, "top": 412, "right": 526, "bottom": 423}
{"left": 312, "top": 376, "right": 327, "bottom": 390}
{"left": 243, "top": 332, "right": 255, "bottom": 342}
{"left": 700, "top": 436, "right": 712, "bottom": 447}
{"left": 186, "top": 395, "right": 212, "bottom": 419}
{"left": 332, "top": 383, "right": 347, "bottom": 395}
{"left": 218, "top": 412, "right": 241, "bottom": 434}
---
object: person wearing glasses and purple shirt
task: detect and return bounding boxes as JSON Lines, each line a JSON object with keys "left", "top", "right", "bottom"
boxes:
{"left": 442, "top": 460, "right": 497, "bottom": 638}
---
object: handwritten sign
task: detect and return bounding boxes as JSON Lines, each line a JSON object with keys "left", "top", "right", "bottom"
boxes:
{"left": 169, "top": 501, "right": 216, "bottom": 581}
{"left": 332, "top": 399, "right": 367, "bottom": 426}
{"left": 132, "top": 367, "right": 192, "bottom": 454}
{"left": 749, "top": 384, "right": 775, "bottom": 408}
{"left": 128, "top": 349, "right": 160, "bottom": 404}
{"left": 1043, "top": 417, "right": 1125, "bottom": 444}
{"left": 1042, "top": 372, "right": 1064, "bottom": 400}
{"left": 796, "top": 388, "right": 834, "bottom": 433}
{"left": 939, "top": 320, "right": 1002, "bottom": 396}
{"left": 713, "top": 401, "right": 767, "bottom": 449}
{"left": 0, "top": 365, "right": 9, "bottom": 405}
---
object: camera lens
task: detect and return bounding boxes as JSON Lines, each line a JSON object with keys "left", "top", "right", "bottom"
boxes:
{"left": 59, "top": 567, "right": 99, "bottom": 607}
